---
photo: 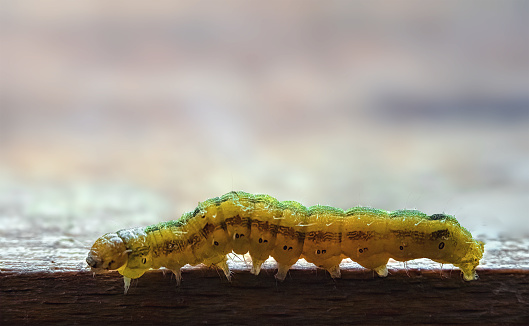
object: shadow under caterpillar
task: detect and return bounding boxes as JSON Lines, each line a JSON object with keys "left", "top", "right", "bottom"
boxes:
{"left": 86, "top": 191, "right": 485, "bottom": 294}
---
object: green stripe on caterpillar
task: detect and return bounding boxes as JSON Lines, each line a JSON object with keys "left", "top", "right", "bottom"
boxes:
{"left": 86, "top": 191, "right": 485, "bottom": 294}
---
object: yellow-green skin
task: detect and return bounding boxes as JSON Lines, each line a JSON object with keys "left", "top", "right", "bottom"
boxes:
{"left": 86, "top": 191, "right": 485, "bottom": 293}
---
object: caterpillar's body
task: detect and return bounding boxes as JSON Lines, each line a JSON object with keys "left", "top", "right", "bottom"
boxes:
{"left": 87, "top": 191, "right": 485, "bottom": 294}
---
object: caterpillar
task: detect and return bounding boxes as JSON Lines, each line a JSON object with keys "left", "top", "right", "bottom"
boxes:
{"left": 86, "top": 191, "right": 485, "bottom": 294}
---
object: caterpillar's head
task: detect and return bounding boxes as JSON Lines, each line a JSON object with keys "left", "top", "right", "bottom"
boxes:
{"left": 86, "top": 233, "right": 130, "bottom": 273}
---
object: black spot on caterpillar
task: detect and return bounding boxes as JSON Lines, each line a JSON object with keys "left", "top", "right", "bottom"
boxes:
{"left": 87, "top": 191, "right": 485, "bottom": 294}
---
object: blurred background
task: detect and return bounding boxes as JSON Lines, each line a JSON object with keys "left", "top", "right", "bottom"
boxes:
{"left": 1, "top": 0, "right": 528, "bottom": 243}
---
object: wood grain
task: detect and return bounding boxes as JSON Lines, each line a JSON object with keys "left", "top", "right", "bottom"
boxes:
{"left": 1, "top": 236, "right": 528, "bottom": 325}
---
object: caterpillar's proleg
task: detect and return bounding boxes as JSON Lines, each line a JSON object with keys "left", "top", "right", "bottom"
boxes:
{"left": 327, "top": 265, "right": 341, "bottom": 279}
{"left": 87, "top": 191, "right": 485, "bottom": 294}
{"left": 250, "top": 259, "right": 265, "bottom": 275}
{"left": 275, "top": 263, "right": 292, "bottom": 281}
{"left": 373, "top": 265, "right": 389, "bottom": 278}
{"left": 171, "top": 269, "right": 182, "bottom": 286}
{"left": 123, "top": 276, "right": 131, "bottom": 295}
{"left": 215, "top": 259, "right": 231, "bottom": 281}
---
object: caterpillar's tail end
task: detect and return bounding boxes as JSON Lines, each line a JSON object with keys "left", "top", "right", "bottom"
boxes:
{"left": 458, "top": 240, "right": 484, "bottom": 282}
{"left": 462, "top": 270, "right": 479, "bottom": 281}
{"left": 87, "top": 233, "right": 129, "bottom": 273}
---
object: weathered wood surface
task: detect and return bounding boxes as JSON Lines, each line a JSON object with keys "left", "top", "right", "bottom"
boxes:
{"left": 1, "top": 235, "right": 528, "bottom": 325}
{"left": 1, "top": 268, "right": 528, "bottom": 325}
{"left": 1, "top": 184, "right": 528, "bottom": 324}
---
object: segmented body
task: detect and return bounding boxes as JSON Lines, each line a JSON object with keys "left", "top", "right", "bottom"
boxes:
{"left": 87, "top": 191, "right": 484, "bottom": 293}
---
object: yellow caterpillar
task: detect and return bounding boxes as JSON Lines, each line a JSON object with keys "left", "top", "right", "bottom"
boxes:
{"left": 86, "top": 191, "right": 485, "bottom": 294}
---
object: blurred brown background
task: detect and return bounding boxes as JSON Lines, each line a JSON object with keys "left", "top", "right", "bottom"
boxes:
{"left": 1, "top": 0, "right": 528, "bottom": 244}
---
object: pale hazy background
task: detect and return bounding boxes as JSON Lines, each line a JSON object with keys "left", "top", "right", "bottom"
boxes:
{"left": 1, "top": 0, "right": 528, "bottom": 242}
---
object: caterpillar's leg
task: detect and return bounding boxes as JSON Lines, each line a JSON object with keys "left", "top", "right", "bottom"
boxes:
{"left": 216, "top": 260, "right": 231, "bottom": 281}
{"left": 123, "top": 276, "right": 131, "bottom": 294}
{"left": 275, "top": 263, "right": 292, "bottom": 281}
{"left": 373, "top": 264, "right": 388, "bottom": 277}
{"left": 327, "top": 265, "right": 341, "bottom": 279}
{"left": 171, "top": 269, "right": 182, "bottom": 286}
{"left": 250, "top": 259, "right": 264, "bottom": 275}
{"left": 461, "top": 268, "right": 478, "bottom": 281}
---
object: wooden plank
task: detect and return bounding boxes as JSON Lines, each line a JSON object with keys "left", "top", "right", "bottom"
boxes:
{"left": 1, "top": 184, "right": 527, "bottom": 324}
{"left": 1, "top": 268, "right": 528, "bottom": 325}
{"left": 1, "top": 236, "right": 528, "bottom": 325}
